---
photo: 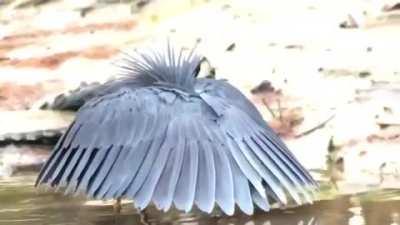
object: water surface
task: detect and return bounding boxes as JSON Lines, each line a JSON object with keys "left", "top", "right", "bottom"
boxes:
{"left": 1, "top": 173, "right": 399, "bottom": 225}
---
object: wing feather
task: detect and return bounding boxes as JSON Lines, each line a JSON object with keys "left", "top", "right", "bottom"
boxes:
{"left": 115, "top": 140, "right": 152, "bottom": 197}
{"left": 213, "top": 141, "right": 235, "bottom": 215}
{"left": 195, "top": 140, "right": 216, "bottom": 213}
{"left": 77, "top": 146, "right": 109, "bottom": 194}
{"left": 244, "top": 136, "right": 303, "bottom": 204}
{"left": 133, "top": 122, "right": 174, "bottom": 209}
{"left": 251, "top": 186, "right": 270, "bottom": 211}
{"left": 124, "top": 134, "right": 163, "bottom": 198}
{"left": 173, "top": 140, "right": 199, "bottom": 212}
{"left": 227, "top": 150, "right": 254, "bottom": 215}
{"left": 261, "top": 129, "right": 317, "bottom": 186}
{"left": 252, "top": 134, "right": 314, "bottom": 203}
{"left": 225, "top": 137, "right": 266, "bottom": 199}
{"left": 235, "top": 136, "right": 287, "bottom": 205}
{"left": 35, "top": 122, "right": 74, "bottom": 186}
{"left": 153, "top": 122, "right": 185, "bottom": 211}
{"left": 152, "top": 146, "right": 176, "bottom": 210}
{"left": 47, "top": 146, "right": 77, "bottom": 187}
{"left": 54, "top": 147, "right": 82, "bottom": 188}
{"left": 101, "top": 146, "right": 132, "bottom": 198}
{"left": 198, "top": 80, "right": 318, "bottom": 210}
{"left": 63, "top": 147, "right": 95, "bottom": 194}
{"left": 37, "top": 123, "right": 81, "bottom": 185}
{"left": 258, "top": 132, "right": 314, "bottom": 187}
{"left": 88, "top": 146, "right": 123, "bottom": 198}
{"left": 37, "top": 77, "right": 317, "bottom": 215}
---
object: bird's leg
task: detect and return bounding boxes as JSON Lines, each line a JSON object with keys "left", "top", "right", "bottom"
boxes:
{"left": 113, "top": 197, "right": 122, "bottom": 214}
{"left": 139, "top": 208, "right": 150, "bottom": 225}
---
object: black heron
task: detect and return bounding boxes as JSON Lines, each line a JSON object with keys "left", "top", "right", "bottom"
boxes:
{"left": 36, "top": 44, "right": 318, "bottom": 215}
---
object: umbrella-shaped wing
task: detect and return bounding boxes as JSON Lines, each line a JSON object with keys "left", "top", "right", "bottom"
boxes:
{"left": 36, "top": 45, "right": 317, "bottom": 215}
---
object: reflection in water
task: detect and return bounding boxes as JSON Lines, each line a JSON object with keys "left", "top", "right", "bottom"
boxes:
{"left": 362, "top": 200, "right": 400, "bottom": 225}
{"left": 348, "top": 207, "right": 365, "bottom": 225}
{"left": 1, "top": 174, "right": 400, "bottom": 225}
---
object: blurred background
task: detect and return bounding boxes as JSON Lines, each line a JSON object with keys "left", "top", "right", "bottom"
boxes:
{"left": 0, "top": 0, "right": 400, "bottom": 224}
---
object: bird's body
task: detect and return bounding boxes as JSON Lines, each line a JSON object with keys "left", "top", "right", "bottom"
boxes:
{"left": 36, "top": 45, "right": 318, "bottom": 215}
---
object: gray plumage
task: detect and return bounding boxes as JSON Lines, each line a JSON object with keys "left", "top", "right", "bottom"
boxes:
{"left": 36, "top": 44, "right": 318, "bottom": 215}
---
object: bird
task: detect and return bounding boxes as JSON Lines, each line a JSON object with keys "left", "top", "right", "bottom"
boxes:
{"left": 35, "top": 43, "right": 318, "bottom": 216}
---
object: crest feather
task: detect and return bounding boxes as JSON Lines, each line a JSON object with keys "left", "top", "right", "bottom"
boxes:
{"left": 115, "top": 43, "right": 202, "bottom": 92}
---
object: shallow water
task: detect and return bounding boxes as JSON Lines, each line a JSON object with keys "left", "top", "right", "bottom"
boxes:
{"left": 1, "top": 173, "right": 400, "bottom": 225}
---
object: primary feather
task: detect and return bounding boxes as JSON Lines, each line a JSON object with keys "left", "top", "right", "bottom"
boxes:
{"left": 36, "top": 44, "right": 318, "bottom": 215}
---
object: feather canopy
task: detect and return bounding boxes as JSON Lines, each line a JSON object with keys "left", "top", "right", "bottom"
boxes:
{"left": 36, "top": 44, "right": 318, "bottom": 215}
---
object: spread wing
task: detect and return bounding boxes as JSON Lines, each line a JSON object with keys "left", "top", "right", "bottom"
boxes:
{"left": 37, "top": 80, "right": 317, "bottom": 215}
{"left": 195, "top": 79, "right": 318, "bottom": 212}
{"left": 196, "top": 78, "right": 317, "bottom": 185}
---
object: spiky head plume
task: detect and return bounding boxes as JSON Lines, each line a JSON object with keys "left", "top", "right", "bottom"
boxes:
{"left": 115, "top": 43, "right": 203, "bottom": 92}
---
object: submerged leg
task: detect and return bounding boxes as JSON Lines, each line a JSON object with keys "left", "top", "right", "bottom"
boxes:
{"left": 139, "top": 208, "right": 150, "bottom": 225}
{"left": 113, "top": 198, "right": 122, "bottom": 214}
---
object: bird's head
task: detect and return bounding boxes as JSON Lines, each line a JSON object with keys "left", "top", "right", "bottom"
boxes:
{"left": 115, "top": 43, "right": 204, "bottom": 93}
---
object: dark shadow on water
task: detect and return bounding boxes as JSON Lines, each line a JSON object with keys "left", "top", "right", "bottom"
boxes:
{"left": 1, "top": 174, "right": 400, "bottom": 225}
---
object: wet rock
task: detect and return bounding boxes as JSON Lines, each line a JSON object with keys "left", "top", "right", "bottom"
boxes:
{"left": 0, "top": 144, "right": 51, "bottom": 177}
{"left": 250, "top": 80, "right": 276, "bottom": 95}
{"left": 355, "top": 81, "right": 400, "bottom": 97}
{"left": 320, "top": 68, "right": 369, "bottom": 77}
{"left": 0, "top": 129, "right": 64, "bottom": 145}
{"left": 14, "top": 0, "right": 54, "bottom": 9}
{"left": 358, "top": 71, "right": 371, "bottom": 78}
{"left": 268, "top": 107, "right": 304, "bottom": 138}
{"left": 325, "top": 81, "right": 400, "bottom": 193}
{"left": 251, "top": 80, "right": 306, "bottom": 138}
{"left": 382, "top": 2, "right": 400, "bottom": 12}
{"left": 285, "top": 44, "right": 303, "bottom": 50}
{"left": 0, "top": 81, "right": 63, "bottom": 110}
{"left": 225, "top": 43, "right": 236, "bottom": 52}
{"left": 130, "top": 0, "right": 152, "bottom": 14}
{"left": 1, "top": 46, "right": 119, "bottom": 69}
{"left": 354, "top": 82, "right": 400, "bottom": 120}
{"left": 340, "top": 14, "right": 361, "bottom": 29}
{"left": 0, "top": 110, "right": 74, "bottom": 144}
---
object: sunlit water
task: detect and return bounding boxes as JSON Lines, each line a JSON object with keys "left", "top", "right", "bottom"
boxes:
{"left": 1, "top": 173, "right": 400, "bottom": 225}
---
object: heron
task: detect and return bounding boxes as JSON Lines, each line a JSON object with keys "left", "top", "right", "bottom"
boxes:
{"left": 35, "top": 43, "right": 318, "bottom": 215}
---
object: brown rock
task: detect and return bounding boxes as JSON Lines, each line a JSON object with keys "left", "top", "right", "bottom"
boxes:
{"left": 0, "top": 80, "right": 63, "bottom": 110}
